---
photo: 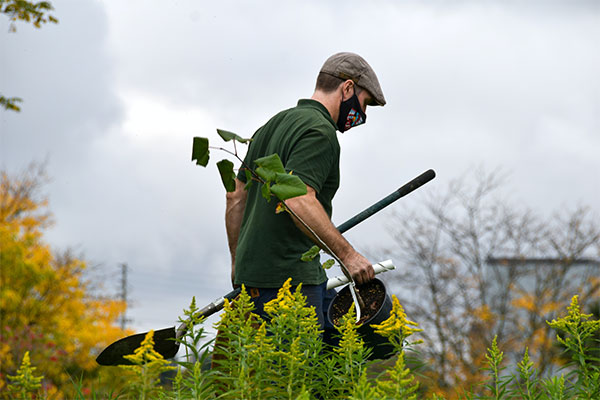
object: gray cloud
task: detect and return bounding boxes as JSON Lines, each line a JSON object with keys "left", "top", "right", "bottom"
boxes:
{"left": 1, "top": 0, "right": 598, "bottom": 335}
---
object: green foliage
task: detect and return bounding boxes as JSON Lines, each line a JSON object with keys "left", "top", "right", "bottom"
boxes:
{"left": 483, "top": 336, "right": 510, "bottom": 399}
{"left": 1, "top": 0, "right": 58, "bottom": 31}
{"left": 191, "top": 137, "right": 209, "bottom": 166}
{"left": 0, "top": 95, "right": 22, "bottom": 112}
{"left": 192, "top": 130, "right": 307, "bottom": 201}
{"left": 270, "top": 171, "right": 307, "bottom": 200}
{"left": 1, "top": 1, "right": 58, "bottom": 112}
{"left": 119, "top": 330, "right": 176, "bottom": 399}
{"left": 254, "top": 153, "right": 307, "bottom": 200}
{"left": 547, "top": 295, "right": 600, "bottom": 399}
{"left": 217, "top": 159, "right": 236, "bottom": 192}
{"left": 301, "top": 245, "right": 336, "bottom": 269}
{"left": 375, "top": 352, "right": 419, "bottom": 399}
{"left": 513, "top": 348, "right": 542, "bottom": 400}
{"left": 474, "top": 298, "right": 600, "bottom": 400}
{"left": 541, "top": 375, "right": 567, "bottom": 400}
{"left": 334, "top": 306, "right": 368, "bottom": 388}
{"left": 244, "top": 169, "right": 253, "bottom": 190}
{"left": 255, "top": 153, "right": 286, "bottom": 182}
{"left": 13, "top": 289, "right": 600, "bottom": 399}
{"left": 217, "top": 128, "right": 252, "bottom": 143}
{"left": 349, "top": 371, "right": 379, "bottom": 400}
{"left": 301, "top": 245, "right": 320, "bottom": 262}
{"left": 170, "top": 297, "right": 215, "bottom": 399}
{"left": 260, "top": 180, "right": 271, "bottom": 201}
{"left": 371, "top": 295, "right": 422, "bottom": 349}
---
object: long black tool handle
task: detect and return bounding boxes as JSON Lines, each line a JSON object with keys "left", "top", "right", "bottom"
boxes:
{"left": 185, "top": 169, "right": 436, "bottom": 327}
{"left": 336, "top": 169, "right": 436, "bottom": 234}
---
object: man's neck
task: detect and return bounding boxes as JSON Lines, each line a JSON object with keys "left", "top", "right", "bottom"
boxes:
{"left": 311, "top": 90, "right": 340, "bottom": 122}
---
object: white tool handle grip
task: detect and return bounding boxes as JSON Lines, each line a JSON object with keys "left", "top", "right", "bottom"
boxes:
{"left": 326, "top": 259, "right": 395, "bottom": 290}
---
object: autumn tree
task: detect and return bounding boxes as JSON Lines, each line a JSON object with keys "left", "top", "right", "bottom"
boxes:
{"left": 382, "top": 169, "right": 600, "bottom": 398}
{"left": 1, "top": 0, "right": 58, "bottom": 111}
{"left": 0, "top": 165, "right": 128, "bottom": 398}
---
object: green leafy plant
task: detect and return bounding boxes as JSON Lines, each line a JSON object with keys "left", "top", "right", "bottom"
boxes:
{"left": 191, "top": 130, "right": 306, "bottom": 202}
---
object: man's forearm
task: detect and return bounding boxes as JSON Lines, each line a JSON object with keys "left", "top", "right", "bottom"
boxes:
{"left": 286, "top": 195, "right": 352, "bottom": 258}
{"left": 285, "top": 186, "right": 374, "bottom": 284}
{"left": 225, "top": 179, "right": 247, "bottom": 280}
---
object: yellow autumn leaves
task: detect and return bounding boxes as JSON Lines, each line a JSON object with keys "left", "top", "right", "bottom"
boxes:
{"left": 1, "top": 168, "right": 129, "bottom": 398}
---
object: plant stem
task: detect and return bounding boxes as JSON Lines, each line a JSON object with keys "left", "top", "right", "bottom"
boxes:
{"left": 279, "top": 201, "right": 366, "bottom": 311}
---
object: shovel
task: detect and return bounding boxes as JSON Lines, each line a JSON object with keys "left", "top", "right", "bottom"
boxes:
{"left": 96, "top": 169, "right": 436, "bottom": 366}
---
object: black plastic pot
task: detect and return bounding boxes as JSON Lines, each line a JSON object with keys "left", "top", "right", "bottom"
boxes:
{"left": 327, "top": 278, "right": 394, "bottom": 360}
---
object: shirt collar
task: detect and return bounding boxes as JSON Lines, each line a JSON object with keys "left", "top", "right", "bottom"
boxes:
{"left": 297, "top": 99, "right": 336, "bottom": 129}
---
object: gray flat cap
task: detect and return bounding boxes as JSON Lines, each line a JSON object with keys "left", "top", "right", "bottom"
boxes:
{"left": 320, "top": 52, "right": 386, "bottom": 106}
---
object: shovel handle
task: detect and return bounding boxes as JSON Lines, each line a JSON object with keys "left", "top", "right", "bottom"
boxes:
{"left": 176, "top": 288, "right": 241, "bottom": 339}
{"left": 335, "top": 169, "right": 435, "bottom": 234}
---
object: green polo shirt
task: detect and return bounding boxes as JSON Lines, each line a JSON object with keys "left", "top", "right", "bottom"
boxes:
{"left": 234, "top": 99, "right": 340, "bottom": 288}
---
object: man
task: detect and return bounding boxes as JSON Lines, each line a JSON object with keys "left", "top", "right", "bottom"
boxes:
{"left": 225, "top": 52, "right": 386, "bottom": 329}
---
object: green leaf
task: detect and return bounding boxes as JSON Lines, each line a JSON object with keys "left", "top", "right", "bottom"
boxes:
{"left": 191, "top": 137, "right": 210, "bottom": 166}
{"left": 322, "top": 259, "right": 335, "bottom": 269}
{"left": 216, "top": 159, "right": 236, "bottom": 192}
{"left": 261, "top": 183, "right": 271, "bottom": 202}
{"left": 217, "top": 128, "right": 251, "bottom": 143}
{"left": 255, "top": 154, "right": 285, "bottom": 183}
{"left": 270, "top": 172, "right": 307, "bottom": 200}
{"left": 301, "top": 245, "right": 320, "bottom": 262}
{"left": 244, "top": 169, "right": 253, "bottom": 190}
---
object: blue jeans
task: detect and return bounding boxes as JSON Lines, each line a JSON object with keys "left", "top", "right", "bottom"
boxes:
{"left": 247, "top": 281, "right": 337, "bottom": 332}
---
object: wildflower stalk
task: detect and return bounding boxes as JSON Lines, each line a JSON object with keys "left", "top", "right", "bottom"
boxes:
{"left": 541, "top": 374, "right": 568, "bottom": 400}
{"left": 263, "top": 279, "right": 323, "bottom": 398}
{"left": 119, "top": 330, "right": 175, "bottom": 400}
{"left": 513, "top": 347, "right": 540, "bottom": 400}
{"left": 483, "top": 336, "right": 509, "bottom": 400}
{"left": 371, "top": 295, "right": 421, "bottom": 399}
{"left": 547, "top": 295, "right": 600, "bottom": 398}
{"left": 7, "top": 351, "right": 43, "bottom": 400}
{"left": 334, "top": 306, "right": 367, "bottom": 385}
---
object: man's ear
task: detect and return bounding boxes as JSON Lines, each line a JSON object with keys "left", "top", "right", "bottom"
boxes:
{"left": 340, "top": 79, "right": 355, "bottom": 101}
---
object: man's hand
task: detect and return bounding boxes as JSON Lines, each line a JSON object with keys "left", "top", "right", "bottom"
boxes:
{"left": 341, "top": 250, "right": 375, "bottom": 285}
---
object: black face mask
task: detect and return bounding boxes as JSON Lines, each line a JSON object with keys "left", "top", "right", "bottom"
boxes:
{"left": 336, "top": 93, "right": 366, "bottom": 132}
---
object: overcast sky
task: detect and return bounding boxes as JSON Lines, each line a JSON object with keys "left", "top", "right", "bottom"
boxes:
{"left": 1, "top": 0, "right": 599, "bottom": 339}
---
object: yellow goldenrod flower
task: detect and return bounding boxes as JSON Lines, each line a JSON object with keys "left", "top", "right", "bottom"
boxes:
{"left": 264, "top": 278, "right": 296, "bottom": 315}
{"left": 371, "top": 295, "right": 422, "bottom": 341}
{"left": 547, "top": 295, "right": 600, "bottom": 349}
{"left": 336, "top": 307, "right": 365, "bottom": 355}
{"left": 7, "top": 351, "right": 43, "bottom": 399}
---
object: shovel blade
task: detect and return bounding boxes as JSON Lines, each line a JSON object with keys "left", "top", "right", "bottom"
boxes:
{"left": 96, "top": 326, "right": 179, "bottom": 366}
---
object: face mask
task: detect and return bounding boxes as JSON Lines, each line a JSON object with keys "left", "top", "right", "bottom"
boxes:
{"left": 336, "top": 92, "right": 366, "bottom": 132}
